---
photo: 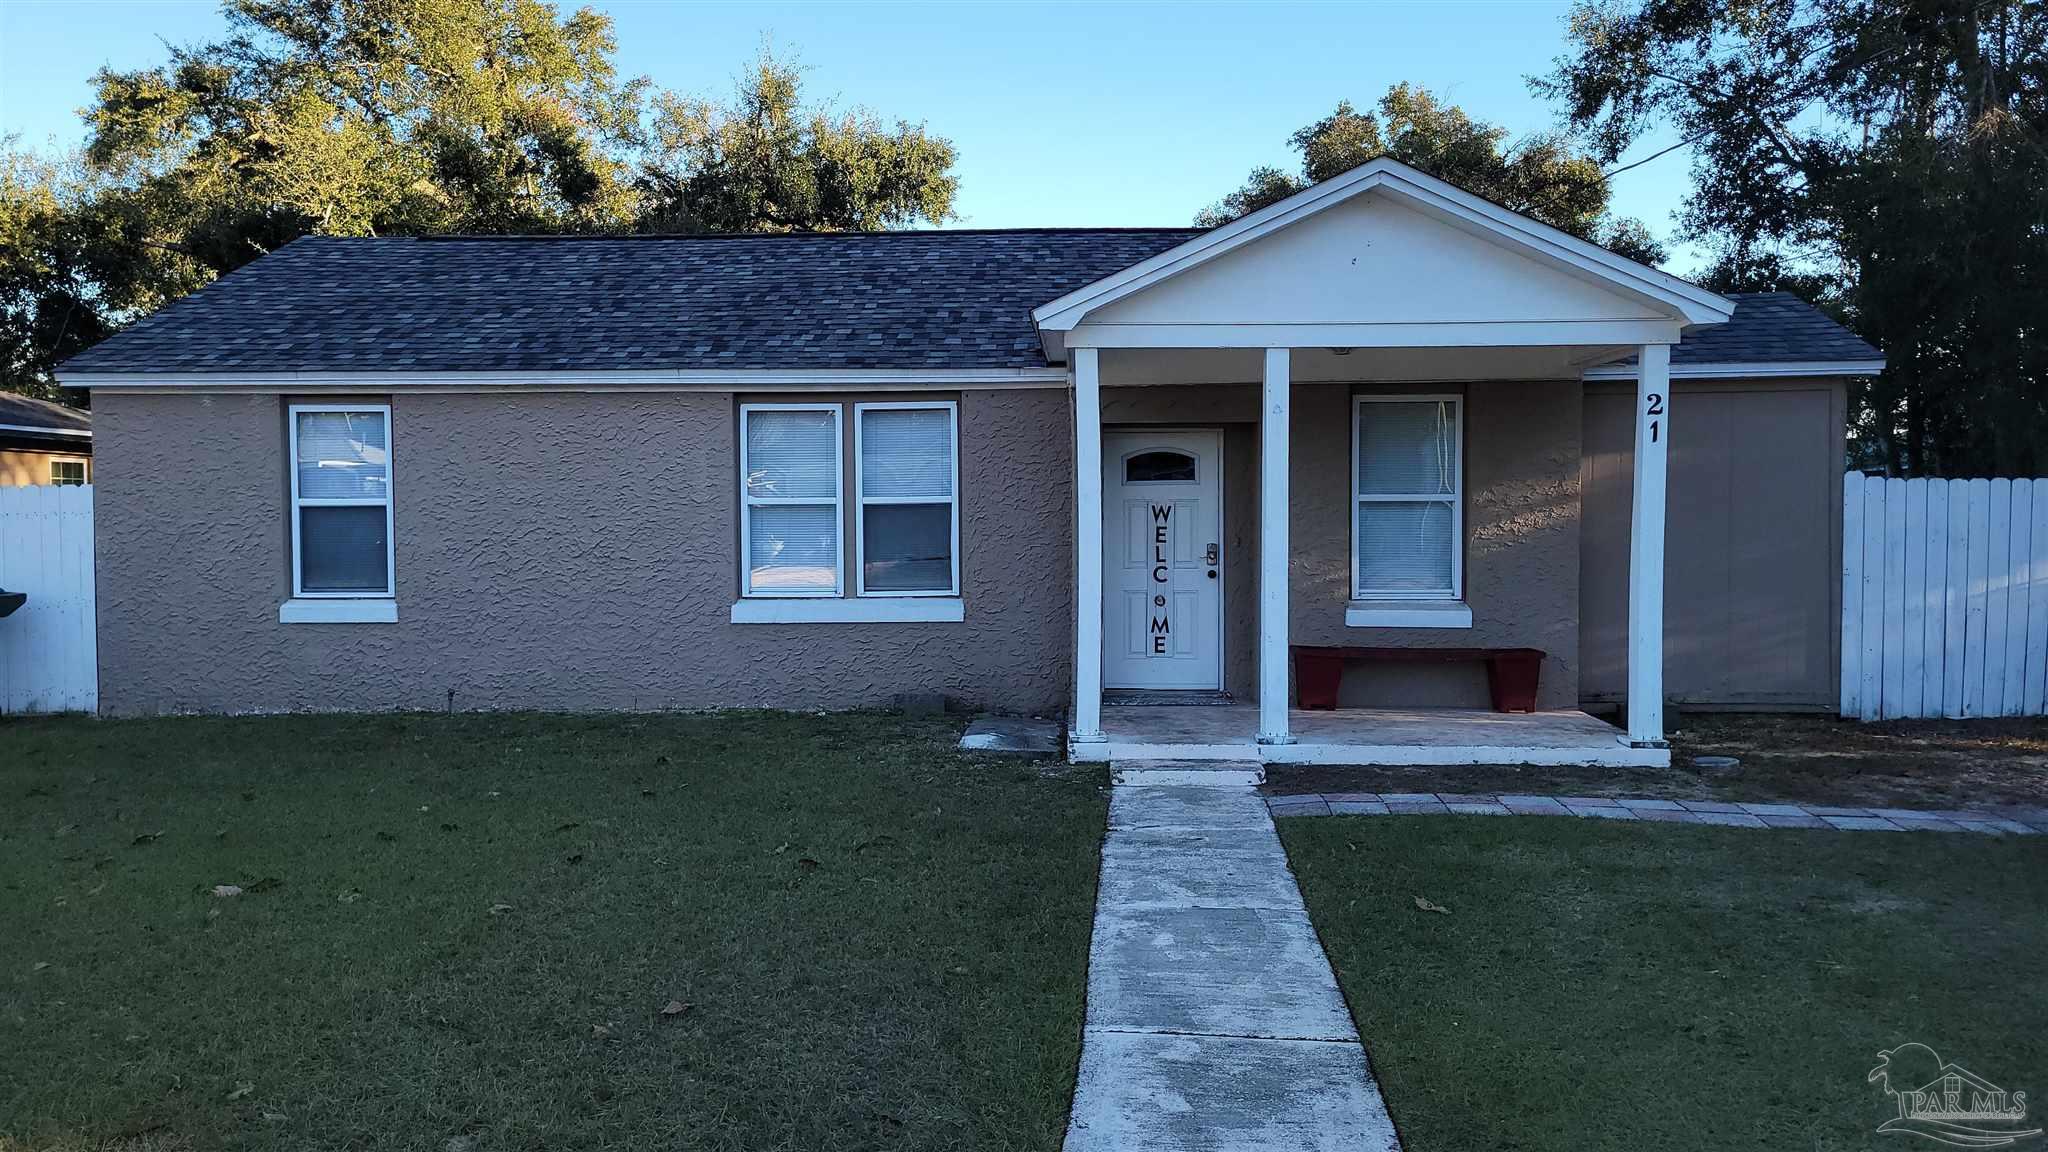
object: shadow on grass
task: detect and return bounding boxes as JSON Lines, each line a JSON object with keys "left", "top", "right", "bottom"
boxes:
{"left": 2, "top": 711, "right": 1107, "bottom": 1152}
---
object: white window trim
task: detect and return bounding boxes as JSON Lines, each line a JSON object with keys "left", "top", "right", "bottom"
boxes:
{"left": 1351, "top": 393, "right": 1463, "bottom": 603}
{"left": 739, "top": 402, "right": 843, "bottom": 598}
{"left": 853, "top": 400, "right": 960, "bottom": 598}
{"left": 280, "top": 598, "right": 399, "bottom": 624}
{"left": 48, "top": 457, "right": 88, "bottom": 485}
{"left": 287, "top": 403, "right": 395, "bottom": 601}
{"left": 1346, "top": 601, "right": 1473, "bottom": 629}
{"left": 729, "top": 597, "right": 963, "bottom": 624}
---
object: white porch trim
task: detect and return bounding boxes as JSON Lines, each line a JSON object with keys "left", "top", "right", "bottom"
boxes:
{"left": 1257, "top": 349, "right": 1292, "bottom": 744}
{"left": 1063, "top": 319, "right": 1685, "bottom": 350}
{"left": 1071, "top": 349, "right": 1106, "bottom": 745}
{"left": 1071, "top": 705, "right": 1672, "bottom": 768}
{"left": 1583, "top": 358, "right": 1886, "bottom": 380}
{"left": 1626, "top": 343, "right": 1671, "bottom": 746}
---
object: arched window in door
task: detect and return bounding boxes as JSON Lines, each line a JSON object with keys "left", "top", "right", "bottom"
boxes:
{"left": 1124, "top": 450, "right": 1197, "bottom": 483}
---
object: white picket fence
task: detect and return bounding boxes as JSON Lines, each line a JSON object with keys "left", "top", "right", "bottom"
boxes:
{"left": 0, "top": 484, "right": 97, "bottom": 713}
{"left": 1842, "top": 473, "right": 2048, "bottom": 720}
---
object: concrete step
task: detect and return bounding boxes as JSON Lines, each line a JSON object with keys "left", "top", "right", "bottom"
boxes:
{"left": 1110, "top": 759, "right": 1265, "bottom": 787}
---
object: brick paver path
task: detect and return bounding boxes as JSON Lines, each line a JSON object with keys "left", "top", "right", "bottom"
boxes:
{"left": 1267, "top": 792, "right": 2048, "bottom": 835}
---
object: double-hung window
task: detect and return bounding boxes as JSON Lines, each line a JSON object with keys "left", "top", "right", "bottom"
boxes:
{"left": 856, "top": 402, "right": 958, "bottom": 596}
{"left": 49, "top": 459, "right": 87, "bottom": 486}
{"left": 289, "top": 404, "right": 394, "bottom": 598}
{"left": 740, "top": 404, "right": 844, "bottom": 596}
{"left": 1352, "top": 395, "right": 1461, "bottom": 601}
{"left": 737, "top": 400, "right": 961, "bottom": 606}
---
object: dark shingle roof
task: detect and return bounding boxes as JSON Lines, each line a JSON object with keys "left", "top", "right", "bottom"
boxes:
{"left": 59, "top": 231, "right": 1202, "bottom": 374}
{"left": 58, "top": 234, "right": 1880, "bottom": 376}
{"left": 1673, "top": 291, "right": 1880, "bottom": 364}
{"left": 0, "top": 392, "right": 91, "bottom": 432}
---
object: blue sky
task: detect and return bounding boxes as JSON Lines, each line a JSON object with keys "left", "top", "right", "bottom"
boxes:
{"left": 0, "top": 0, "right": 1703, "bottom": 268}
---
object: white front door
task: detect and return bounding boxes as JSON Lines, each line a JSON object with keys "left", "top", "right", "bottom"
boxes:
{"left": 1102, "top": 430, "right": 1223, "bottom": 690}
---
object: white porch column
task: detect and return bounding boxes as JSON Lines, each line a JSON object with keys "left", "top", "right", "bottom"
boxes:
{"left": 1258, "top": 348, "right": 1292, "bottom": 744}
{"left": 1627, "top": 343, "right": 1671, "bottom": 746}
{"left": 1072, "top": 348, "right": 1105, "bottom": 745}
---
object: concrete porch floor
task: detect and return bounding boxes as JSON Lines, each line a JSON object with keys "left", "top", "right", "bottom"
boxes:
{"left": 1072, "top": 703, "right": 1670, "bottom": 768}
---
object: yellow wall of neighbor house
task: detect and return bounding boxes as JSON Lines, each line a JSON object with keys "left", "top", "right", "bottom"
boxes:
{"left": 0, "top": 449, "right": 91, "bottom": 487}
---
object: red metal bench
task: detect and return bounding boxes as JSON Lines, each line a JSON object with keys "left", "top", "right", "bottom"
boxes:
{"left": 1291, "top": 645, "right": 1546, "bottom": 713}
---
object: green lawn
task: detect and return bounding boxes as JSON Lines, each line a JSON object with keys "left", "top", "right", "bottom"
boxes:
{"left": 1, "top": 712, "right": 1107, "bottom": 1152}
{"left": 1278, "top": 815, "right": 2048, "bottom": 1152}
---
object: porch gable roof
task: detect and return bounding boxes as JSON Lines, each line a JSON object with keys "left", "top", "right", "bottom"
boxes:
{"left": 1030, "top": 157, "right": 1736, "bottom": 361}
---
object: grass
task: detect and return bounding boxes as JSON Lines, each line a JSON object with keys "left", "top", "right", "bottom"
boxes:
{"left": 1278, "top": 814, "right": 2048, "bottom": 1152}
{"left": 1267, "top": 713, "right": 2048, "bottom": 810}
{"left": 0, "top": 712, "right": 1108, "bottom": 1152}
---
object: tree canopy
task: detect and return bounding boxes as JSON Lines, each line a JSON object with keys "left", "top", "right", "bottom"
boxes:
{"left": 1197, "top": 83, "right": 1666, "bottom": 265}
{"left": 1542, "top": 0, "right": 2047, "bottom": 476}
{"left": 1, "top": 1, "right": 958, "bottom": 398}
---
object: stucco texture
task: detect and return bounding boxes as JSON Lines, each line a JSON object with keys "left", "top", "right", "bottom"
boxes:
{"left": 92, "top": 389, "right": 1073, "bottom": 716}
{"left": 1289, "top": 381, "right": 1584, "bottom": 710}
{"left": 1100, "top": 380, "right": 1581, "bottom": 710}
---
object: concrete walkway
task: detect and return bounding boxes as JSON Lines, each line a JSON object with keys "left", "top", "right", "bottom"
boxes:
{"left": 1064, "top": 780, "right": 1401, "bottom": 1152}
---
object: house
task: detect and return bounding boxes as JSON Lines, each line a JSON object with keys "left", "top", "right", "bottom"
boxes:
{"left": 0, "top": 392, "right": 91, "bottom": 487}
{"left": 57, "top": 159, "right": 1881, "bottom": 764}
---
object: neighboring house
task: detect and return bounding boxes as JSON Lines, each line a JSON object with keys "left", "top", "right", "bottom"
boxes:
{"left": 58, "top": 159, "right": 1879, "bottom": 761}
{"left": 0, "top": 393, "right": 91, "bottom": 487}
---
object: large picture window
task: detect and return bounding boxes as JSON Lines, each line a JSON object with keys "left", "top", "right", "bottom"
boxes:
{"left": 856, "top": 402, "right": 958, "bottom": 596}
{"left": 1352, "top": 395, "right": 1461, "bottom": 600}
{"left": 289, "top": 404, "right": 394, "bottom": 598}
{"left": 740, "top": 403, "right": 844, "bottom": 596}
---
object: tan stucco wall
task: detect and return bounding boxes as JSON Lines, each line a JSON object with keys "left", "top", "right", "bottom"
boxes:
{"left": 93, "top": 389, "right": 1074, "bottom": 716}
{"left": 1289, "top": 380, "right": 1584, "bottom": 710}
{"left": 1105, "top": 379, "right": 1583, "bottom": 710}
{"left": 95, "top": 379, "right": 1587, "bottom": 716}
{"left": 1, "top": 448, "right": 90, "bottom": 487}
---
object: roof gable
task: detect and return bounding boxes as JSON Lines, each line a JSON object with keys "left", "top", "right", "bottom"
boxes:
{"left": 1087, "top": 192, "right": 1670, "bottom": 326}
{"left": 1032, "top": 157, "right": 1733, "bottom": 358}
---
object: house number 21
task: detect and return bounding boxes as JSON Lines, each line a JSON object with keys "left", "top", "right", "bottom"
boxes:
{"left": 1645, "top": 392, "right": 1664, "bottom": 443}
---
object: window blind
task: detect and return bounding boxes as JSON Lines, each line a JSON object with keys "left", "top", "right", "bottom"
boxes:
{"left": 1355, "top": 399, "right": 1459, "bottom": 599}
{"left": 291, "top": 407, "right": 393, "bottom": 597}
{"left": 742, "top": 406, "right": 841, "bottom": 594}
{"left": 858, "top": 405, "right": 957, "bottom": 595}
